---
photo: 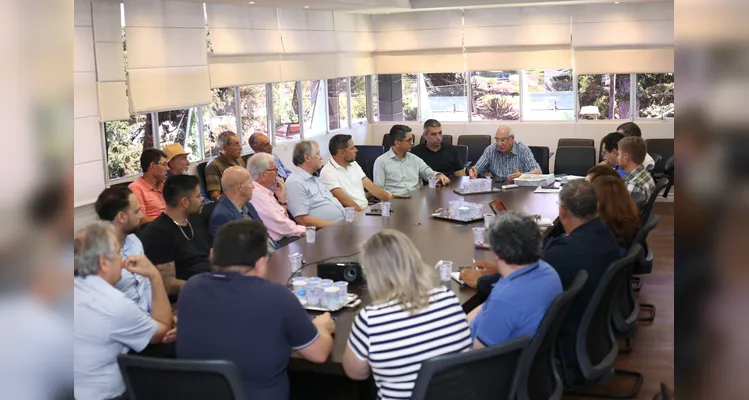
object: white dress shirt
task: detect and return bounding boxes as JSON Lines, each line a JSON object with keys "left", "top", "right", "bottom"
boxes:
{"left": 320, "top": 159, "right": 369, "bottom": 209}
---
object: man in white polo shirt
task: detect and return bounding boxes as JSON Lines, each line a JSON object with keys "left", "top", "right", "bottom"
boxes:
{"left": 320, "top": 134, "right": 392, "bottom": 211}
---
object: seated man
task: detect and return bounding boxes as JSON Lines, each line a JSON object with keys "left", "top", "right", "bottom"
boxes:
{"left": 468, "top": 125, "right": 541, "bottom": 181}
{"left": 205, "top": 130, "right": 246, "bottom": 201}
{"left": 248, "top": 131, "right": 293, "bottom": 179}
{"left": 598, "top": 131, "right": 627, "bottom": 177}
{"left": 177, "top": 220, "right": 335, "bottom": 399}
{"left": 247, "top": 153, "right": 306, "bottom": 246}
{"left": 140, "top": 175, "right": 211, "bottom": 296}
{"left": 163, "top": 143, "right": 191, "bottom": 177}
{"left": 128, "top": 148, "right": 168, "bottom": 223}
{"left": 320, "top": 134, "right": 392, "bottom": 211}
{"left": 74, "top": 222, "right": 173, "bottom": 400}
{"left": 286, "top": 140, "right": 346, "bottom": 227}
{"left": 466, "top": 213, "right": 562, "bottom": 348}
{"left": 94, "top": 186, "right": 151, "bottom": 313}
{"left": 209, "top": 166, "right": 276, "bottom": 251}
{"left": 410, "top": 119, "right": 467, "bottom": 177}
{"left": 373, "top": 124, "right": 450, "bottom": 196}
{"left": 618, "top": 136, "right": 656, "bottom": 199}
{"left": 616, "top": 122, "right": 655, "bottom": 169}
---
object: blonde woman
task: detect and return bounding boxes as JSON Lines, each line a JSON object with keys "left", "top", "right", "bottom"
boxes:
{"left": 343, "top": 230, "right": 472, "bottom": 400}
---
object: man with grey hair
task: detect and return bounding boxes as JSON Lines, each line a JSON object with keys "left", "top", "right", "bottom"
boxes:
{"left": 74, "top": 221, "right": 174, "bottom": 400}
{"left": 463, "top": 212, "right": 562, "bottom": 349}
{"left": 205, "top": 130, "right": 246, "bottom": 201}
{"left": 285, "top": 140, "right": 345, "bottom": 227}
{"left": 248, "top": 152, "right": 306, "bottom": 246}
{"left": 248, "top": 131, "right": 292, "bottom": 179}
{"left": 468, "top": 125, "right": 541, "bottom": 181}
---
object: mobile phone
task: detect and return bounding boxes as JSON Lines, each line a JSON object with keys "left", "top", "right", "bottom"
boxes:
{"left": 457, "top": 266, "right": 473, "bottom": 272}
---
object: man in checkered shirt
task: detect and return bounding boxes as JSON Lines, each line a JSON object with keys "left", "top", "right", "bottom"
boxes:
{"left": 618, "top": 136, "right": 656, "bottom": 199}
{"left": 468, "top": 125, "right": 541, "bottom": 181}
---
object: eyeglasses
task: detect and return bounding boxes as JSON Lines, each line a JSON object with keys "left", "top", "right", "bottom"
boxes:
{"left": 494, "top": 135, "right": 514, "bottom": 143}
{"left": 156, "top": 162, "right": 168, "bottom": 167}
{"left": 397, "top": 137, "right": 415, "bottom": 144}
{"left": 266, "top": 168, "right": 278, "bottom": 172}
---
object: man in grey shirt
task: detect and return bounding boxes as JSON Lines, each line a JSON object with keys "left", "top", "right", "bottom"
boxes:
{"left": 373, "top": 125, "right": 450, "bottom": 195}
{"left": 469, "top": 125, "right": 541, "bottom": 181}
{"left": 286, "top": 140, "right": 346, "bottom": 227}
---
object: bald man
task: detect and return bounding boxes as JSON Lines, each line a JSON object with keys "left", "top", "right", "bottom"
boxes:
{"left": 469, "top": 125, "right": 541, "bottom": 181}
{"left": 208, "top": 167, "right": 277, "bottom": 251}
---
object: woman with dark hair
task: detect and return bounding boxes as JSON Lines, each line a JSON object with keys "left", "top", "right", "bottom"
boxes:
{"left": 591, "top": 176, "right": 641, "bottom": 253}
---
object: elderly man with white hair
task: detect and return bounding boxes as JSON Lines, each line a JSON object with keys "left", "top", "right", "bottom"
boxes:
{"left": 74, "top": 221, "right": 174, "bottom": 400}
{"left": 468, "top": 124, "right": 541, "bottom": 181}
{"left": 247, "top": 152, "right": 306, "bottom": 247}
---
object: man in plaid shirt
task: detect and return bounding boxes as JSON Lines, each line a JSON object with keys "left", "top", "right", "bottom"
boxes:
{"left": 468, "top": 125, "right": 541, "bottom": 181}
{"left": 618, "top": 136, "right": 655, "bottom": 199}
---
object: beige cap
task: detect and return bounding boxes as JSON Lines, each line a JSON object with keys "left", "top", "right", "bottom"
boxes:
{"left": 162, "top": 143, "right": 190, "bottom": 162}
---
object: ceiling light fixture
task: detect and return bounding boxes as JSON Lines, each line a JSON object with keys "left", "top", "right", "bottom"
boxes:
{"left": 248, "top": 1, "right": 255, "bottom": 3}
{"left": 304, "top": 5, "right": 310, "bottom": 8}
{"left": 614, "top": 1, "right": 619, "bottom": 3}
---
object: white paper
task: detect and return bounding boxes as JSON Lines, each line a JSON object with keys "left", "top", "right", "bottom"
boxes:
{"left": 451, "top": 272, "right": 464, "bottom": 284}
{"left": 555, "top": 175, "right": 585, "bottom": 181}
{"left": 534, "top": 187, "right": 562, "bottom": 193}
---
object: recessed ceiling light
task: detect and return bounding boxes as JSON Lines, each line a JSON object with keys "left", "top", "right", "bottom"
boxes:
{"left": 614, "top": 1, "right": 619, "bottom": 3}
{"left": 248, "top": 1, "right": 255, "bottom": 3}
{"left": 304, "top": 5, "right": 310, "bottom": 8}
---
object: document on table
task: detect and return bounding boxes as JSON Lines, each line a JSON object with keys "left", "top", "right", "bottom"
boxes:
{"left": 451, "top": 272, "right": 464, "bottom": 285}
{"left": 555, "top": 175, "right": 585, "bottom": 182}
{"left": 534, "top": 186, "right": 562, "bottom": 193}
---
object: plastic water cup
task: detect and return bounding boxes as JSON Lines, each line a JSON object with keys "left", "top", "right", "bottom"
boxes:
{"left": 482, "top": 178, "right": 492, "bottom": 192}
{"left": 457, "top": 206, "right": 471, "bottom": 221}
{"left": 319, "top": 280, "right": 334, "bottom": 307}
{"left": 470, "top": 203, "right": 484, "bottom": 218}
{"left": 473, "top": 227, "right": 486, "bottom": 246}
{"left": 381, "top": 202, "right": 391, "bottom": 217}
{"left": 289, "top": 253, "right": 303, "bottom": 273}
{"left": 470, "top": 179, "right": 481, "bottom": 193}
{"left": 325, "top": 287, "right": 341, "bottom": 310}
{"left": 483, "top": 213, "right": 495, "bottom": 229}
{"left": 448, "top": 200, "right": 460, "bottom": 217}
{"left": 306, "top": 226, "right": 316, "bottom": 243}
{"left": 292, "top": 280, "right": 307, "bottom": 302}
{"left": 436, "top": 260, "right": 453, "bottom": 281}
{"left": 306, "top": 282, "right": 322, "bottom": 307}
{"left": 334, "top": 281, "right": 349, "bottom": 304}
{"left": 344, "top": 207, "right": 355, "bottom": 223}
{"left": 428, "top": 176, "right": 437, "bottom": 188}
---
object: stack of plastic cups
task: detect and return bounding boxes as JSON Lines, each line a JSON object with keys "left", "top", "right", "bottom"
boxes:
{"left": 319, "top": 279, "right": 333, "bottom": 307}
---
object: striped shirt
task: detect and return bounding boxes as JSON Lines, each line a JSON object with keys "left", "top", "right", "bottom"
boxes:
{"left": 473, "top": 141, "right": 540, "bottom": 180}
{"left": 348, "top": 287, "right": 472, "bottom": 400}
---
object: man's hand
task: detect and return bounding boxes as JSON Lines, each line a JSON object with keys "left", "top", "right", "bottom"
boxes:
{"left": 468, "top": 168, "right": 479, "bottom": 179}
{"left": 508, "top": 168, "right": 522, "bottom": 180}
{"left": 272, "top": 177, "right": 286, "bottom": 202}
{"left": 313, "top": 312, "right": 336, "bottom": 335}
{"left": 163, "top": 328, "right": 177, "bottom": 343}
{"left": 473, "top": 259, "right": 499, "bottom": 274}
{"left": 436, "top": 174, "right": 451, "bottom": 186}
{"left": 122, "top": 255, "right": 159, "bottom": 280}
{"left": 459, "top": 268, "right": 489, "bottom": 288}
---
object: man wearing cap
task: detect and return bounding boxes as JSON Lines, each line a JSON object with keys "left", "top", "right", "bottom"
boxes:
{"left": 163, "top": 143, "right": 191, "bottom": 178}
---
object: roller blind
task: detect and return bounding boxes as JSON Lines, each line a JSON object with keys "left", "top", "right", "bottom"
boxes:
{"left": 92, "top": 1, "right": 129, "bottom": 121}
{"left": 373, "top": 49, "right": 464, "bottom": 74}
{"left": 372, "top": 10, "right": 463, "bottom": 52}
{"left": 571, "top": 3, "right": 673, "bottom": 48}
{"left": 277, "top": 9, "right": 337, "bottom": 80}
{"left": 574, "top": 46, "right": 674, "bottom": 74}
{"left": 466, "top": 46, "right": 571, "bottom": 71}
{"left": 463, "top": 7, "right": 571, "bottom": 48}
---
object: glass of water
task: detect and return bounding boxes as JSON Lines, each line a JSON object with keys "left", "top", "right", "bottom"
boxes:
{"left": 381, "top": 201, "right": 391, "bottom": 217}
{"left": 483, "top": 213, "right": 495, "bottom": 229}
{"left": 472, "top": 227, "right": 486, "bottom": 246}
{"left": 289, "top": 253, "right": 303, "bottom": 273}
{"left": 306, "top": 226, "right": 316, "bottom": 243}
{"left": 428, "top": 176, "right": 437, "bottom": 188}
{"left": 436, "top": 260, "right": 453, "bottom": 282}
{"left": 344, "top": 207, "right": 355, "bottom": 223}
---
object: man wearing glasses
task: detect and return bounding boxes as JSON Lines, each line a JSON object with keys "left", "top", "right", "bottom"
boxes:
{"left": 128, "top": 148, "right": 168, "bottom": 223}
{"left": 468, "top": 125, "right": 541, "bottom": 181}
{"left": 373, "top": 124, "right": 450, "bottom": 196}
{"left": 205, "top": 130, "right": 246, "bottom": 201}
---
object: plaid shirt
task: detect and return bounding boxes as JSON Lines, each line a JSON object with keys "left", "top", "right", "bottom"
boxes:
{"left": 473, "top": 141, "right": 540, "bottom": 180}
{"left": 623, "top": 164, "right": 655, "bottom": 199}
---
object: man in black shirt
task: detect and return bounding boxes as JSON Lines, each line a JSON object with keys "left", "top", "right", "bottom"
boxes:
{"left": 140, "top": 175, "right": 212, "bottom": 297}
{"left": 410, "top": 119, "right": 466, "bottom": 177}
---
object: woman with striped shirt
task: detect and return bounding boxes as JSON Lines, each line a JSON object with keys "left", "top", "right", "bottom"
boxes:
{"left": 343, "top": 230, "right": 472, "bottom": 400}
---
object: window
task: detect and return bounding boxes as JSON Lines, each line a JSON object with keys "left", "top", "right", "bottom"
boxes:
{"left": 105, "top": 114, "right": 152, "bottom": 180}
{"left": 240, "top": 84, "right": 268, "bottom": 149}
{"left": 371, "top": 75, "right": 380, "bottom": 122}
{"left": 157, "top": 109, "right": 200, "bottom": 161}
{"left": 402, "top": 73, "right": 418, "bottom": 121}
{"left": 272, "top": 82, "right": 301, "bottom": 144}
{"left": 470, "top": 70, "right": 520, "bottom": 121}
{"left": 636, "top": 73, "right": 674, "bottom": 119}
{"left": 203, "top": 88, "right": 237, "bottom": 158}
{"left": 577, "top": 74, "right": 631, "bottom": 120}
{"left": 327, "top": 78, "right": 348, "bottom": 131}
{"left": 302, "top": 80, "right": 327, "bottom": 136}
{"left": 351, "top": 76, "right": 367, "bottom": 126}
{"left": 522, "top": 69, "right": 574, "bottom": 121}
{"left": 423, "top": 72, "right": 467, "bottom": 122}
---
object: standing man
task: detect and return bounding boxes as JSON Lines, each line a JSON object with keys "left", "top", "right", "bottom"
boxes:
{"left": 205, "top": 131, "right": 245, "bottom": 201}
{"left": 410, "top": 119, "right": 466, "bottom": 177}
{"left": 248, "top": 131, "right": 293, "bottom": 179}
{"left": 373, "top": 125, "right": 450, "bottom": 196}
{"left": 286, "top": 140, "right": 346, "bottom": 227}
{"left": 162, "top": 143, "right": 191, "bottom": 177}
{"left": 468, "top": 125, "right": 541, "bottom": 181}
{"left": 618, "top": 136, "right": 656, "bottom": 199}
{"left": 320, "top": 134, "right": 392, "bottom": 211}
{"left": 128, "top": 148, "right": 168, "bottom": 223}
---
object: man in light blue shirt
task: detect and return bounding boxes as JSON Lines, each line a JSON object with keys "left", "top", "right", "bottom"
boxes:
{"left": 74, "top": 222, "right": 174, "bottom": 400}
{"left": 469, "top": 125, "right": 541, "bottom": 181}
{"left": 248, "top": 131, "right": 293, "bottom": 179}
{"left": 286, "top": 140, "right": 345, "bottom": 227}
{"left": 373, "top": 125, "right": 450, "bottom": 195}
{"left": 95, "top": 186, "right": 153, "bottom": 313}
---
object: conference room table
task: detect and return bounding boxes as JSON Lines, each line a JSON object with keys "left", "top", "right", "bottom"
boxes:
{"left": 265, "top": 176, "right": 561, "bottom": 378}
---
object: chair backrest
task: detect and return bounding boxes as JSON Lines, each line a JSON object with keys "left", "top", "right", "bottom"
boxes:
{"left": 240, "top": 153, "right": 253, "bottom": 164}
{"left": 558, "top": 138, "right": 594, "bottom": 148}
{"left": 117, "top": 354, "right": 246, "bottom": 400}
{"left": 455, "top": 144, "right": 469, "bottom": 167}
{"left": 411, "top": 336, "right": 529, "bottom": 400}
{"left": 196, "top": 162, "right": 208, "bottom": 194}
{"left": 553, "top": 147, "right": 596, "bottom": 176}
{"left": 514, "top": 270, "right": 588, "bottom": 400}
{"left": 382, "top": 134, "right": 393, "bottom": 152}
{"left": 457, "top": 135, "right": 492, "bottom": 164}
{"left": 354, "top": 145, "right": 385, "bottom": 181}
{"left": 639, "top": 177, "right": 669, "bottom": 224}
{"left": 574, "top": 244, "right": 642, "bottom": 381}
{"left": 649, "top": 153, "right": 662, "bottom": 171}
{"left": 200, "top": 201, "right": 219, "bottom": 242}
{"left": 529, "top": 146, "right": 550, "bottom": 174}
{"left": 419, "top": 134, "right": 454, "bottom": 146}
{"left": 664, "top": 155, "right": 674, "bottom": 173}
{"left": 630, "top": 191, "right": 647, "bottom": 210}
{"left": 633, "top": 214, "right": 659, "bottom": 250}
{"left": 644, "top": 139, "right": 673, "bottom": 174}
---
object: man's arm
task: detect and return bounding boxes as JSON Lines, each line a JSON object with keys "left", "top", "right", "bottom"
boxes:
{"left": 362, "top": 178, "right": 392, "bottom": 202}
{"left": 120, "top": 255, "right": 173, "bottom": 344}
{"left": 297, "top": 313, "right": 335, "bottom": 363}
{"left": 372, "top": 157, "right": 386, "bottom": 188}
{"left": 204, "top": 165, "right": 222, "bottom": 201}
{"left": 154, "top": 262, "right": 185, "bottom": 295}
{"left": 470, "top": 147, "right": 492, "bottom": 178}
{"left": 330, "top": 189, "right": 363, "bottom": 211}
{"left": 294, "top": 215, "right": 333, "bottom": 228}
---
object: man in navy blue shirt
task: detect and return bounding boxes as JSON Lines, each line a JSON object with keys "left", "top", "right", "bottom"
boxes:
{"left": 466, "top": 212, "right": 562, "bottom": 348}
{"left": 177, "top": 220, "right": 335, "bottom": 399}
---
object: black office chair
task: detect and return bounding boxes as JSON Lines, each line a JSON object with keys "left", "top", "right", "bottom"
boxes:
{"left": 199, "top": 201, "right": 218, "bottom": 243}
{"left": 630, "top": 191, "right": 647, "bottom": 210}
{"left": 110, "top": 180, "right": 133, "bottom": 190}
{"left": 647, "top": 153, "right": 662, "bottom": 174}
{"left": 117, "top": 354, "right": 247, "bottom": 400}
{"left": 411, "top": 336, "right": 529, "bottom": 400}
{"left": 382, "top": 134, "right": 393, "bottom": 152}
{"left": 561, "top": 244, "right": 644, "bottom": 399}
{"left": 240, "top": 153, "right": 253, "bottom": 164}
{"left": 455, "top": 144, "right": 469, "bottom": 168}
{"left": 419, "top": 134, "right": 454, "bottom": 146}
{"left": 631, "top": 214, "right": 660, "bottom": 323}
{"left": 662, "top": 156, "right": 674, "bottom": 197}
{"left": 196, "top": 161, "right": 209, "bottom": 196}
{"left": 612, "top": 245, "right": 648, "bottom": 353}
{"left": 639, "top": 177, "right": 669, "bottom": 225}
{"left": 457, "top": 135, "right": 491, "bottom": 165}
{"left": 529, "top": 146, "right": 551, "bottom": 174}
{"left": 644, "top": 139, "right": 673, "bottom": 175}
{"left": 558, "top": 138, "right": 594, "bottom": 148}
{"left": 355, "top": 145, "right": 385, "bottom": 181}
{"left": 553, "top": 147, "right": 596, "bottom": 177}
{"left": 514, "top": 270, "right": 588, "bottom": 400}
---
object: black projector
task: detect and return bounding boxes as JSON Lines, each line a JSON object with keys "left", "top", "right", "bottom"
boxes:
{"left": 317, "top": 262, "right": 366, "bottom": 285}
